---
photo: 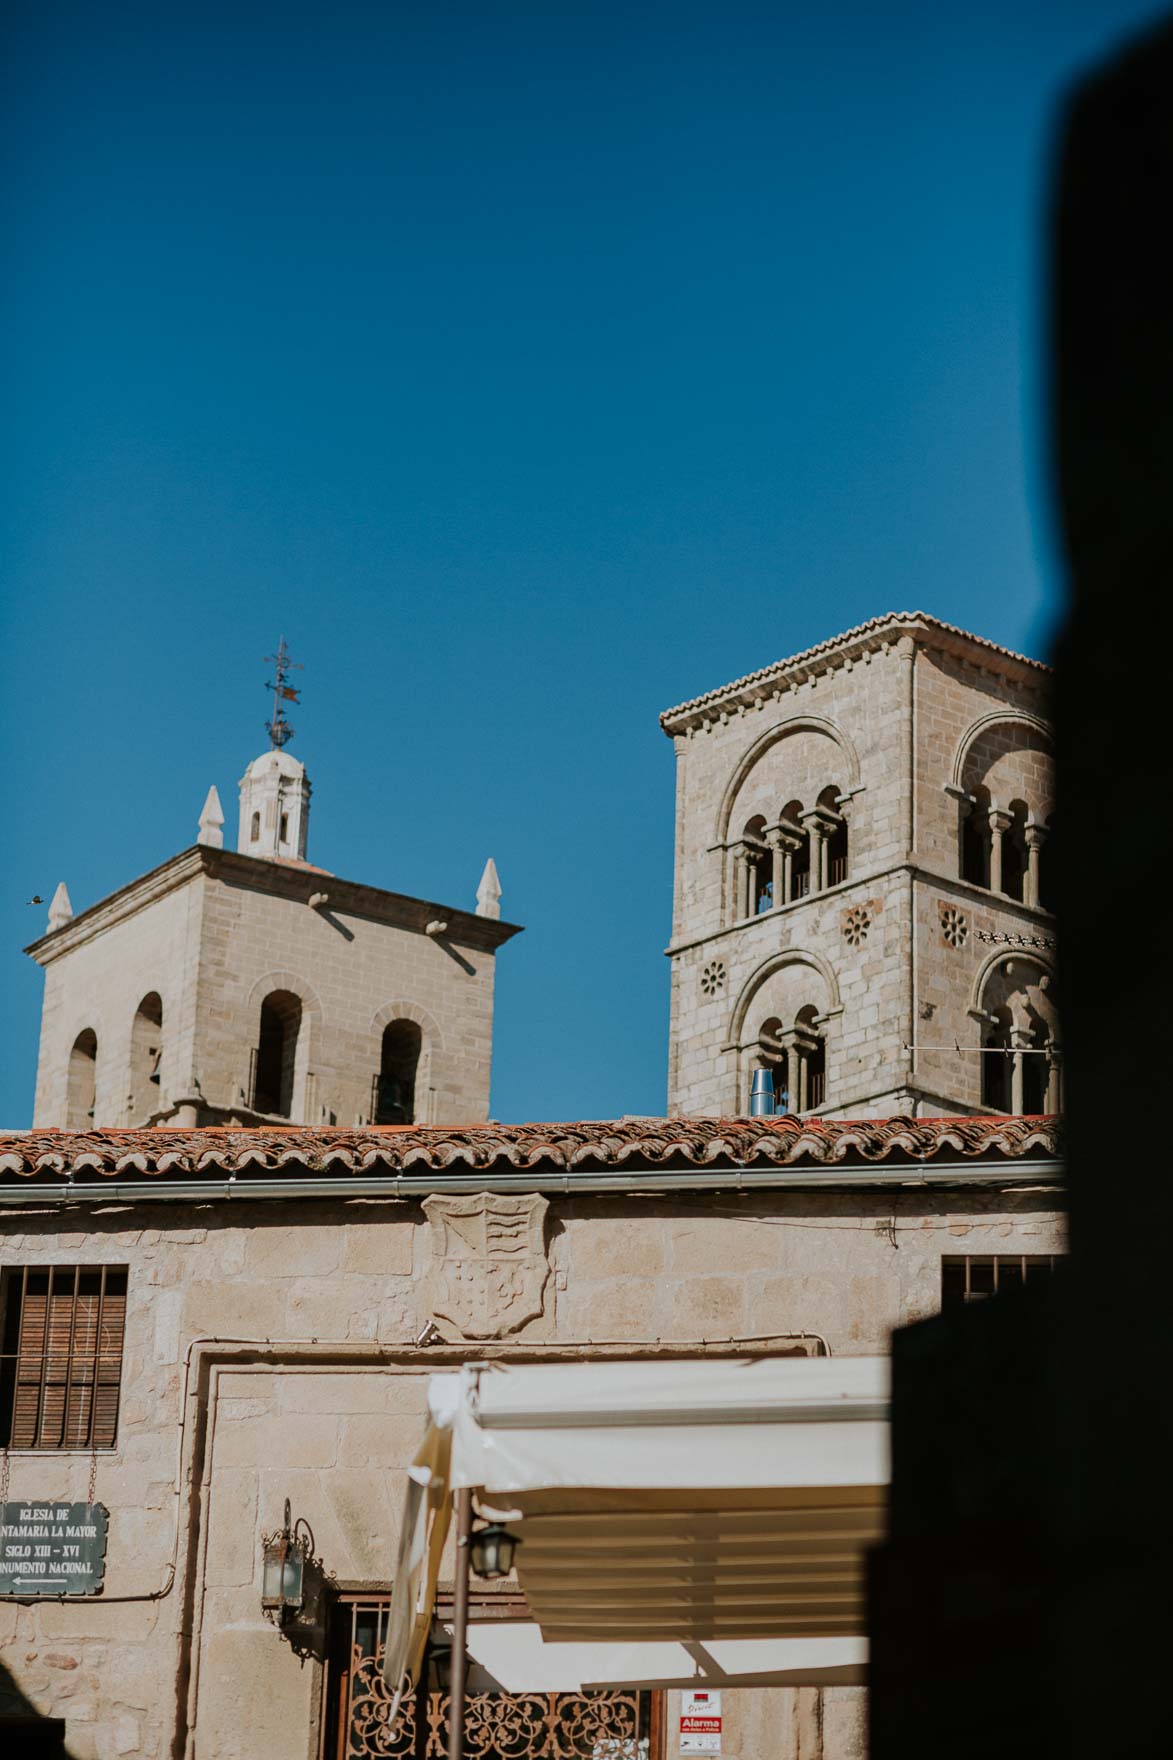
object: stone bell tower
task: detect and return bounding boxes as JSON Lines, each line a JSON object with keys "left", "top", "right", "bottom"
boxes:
{"left": 661, "top": 612, "right": 1057, "bottom": 1121}
{"left": 25, "top": 644, "right": 521, "bottom": 1129}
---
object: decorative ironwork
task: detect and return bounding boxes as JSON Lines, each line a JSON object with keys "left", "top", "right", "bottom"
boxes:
{"left": 330, "top": 1599, "right": 650, "bottom": 1760}
{"left": 975, "top": 929, "right": 1056, "bottom": 949}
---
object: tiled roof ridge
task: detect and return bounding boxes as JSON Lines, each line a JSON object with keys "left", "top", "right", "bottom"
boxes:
{"left": 0, "top": 1115, "right": 1061, "bottom": 1179}
{"left": 659, "top": 611, "right": 1050, "bottom": 728}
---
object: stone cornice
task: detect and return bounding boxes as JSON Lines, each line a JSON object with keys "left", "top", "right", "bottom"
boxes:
{"left": 659, "top": 612, "right": 1051, "bottom": 737}
{"left": 664, "top": 859, "right": 1055, "bottom": 959}
{"left": 23, "top": 847, "right": 208, "bottom": 966}
{"left": 25, "top": 846, "right": 523, "bottom": 967}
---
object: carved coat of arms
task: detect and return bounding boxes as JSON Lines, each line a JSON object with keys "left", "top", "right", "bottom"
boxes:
{"left": 423, "top": 1192, "right": 549, "bottom": 1339}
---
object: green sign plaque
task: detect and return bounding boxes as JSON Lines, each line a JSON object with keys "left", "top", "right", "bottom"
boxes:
{"left": 0, "top": 1501, "right": 109, "bottom": 1596}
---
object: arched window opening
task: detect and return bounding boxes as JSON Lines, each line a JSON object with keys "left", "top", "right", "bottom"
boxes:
{"left": 252, "top": 990, "right": 302, "bottom": 1117}
{"left": 129, "top": 992, "right": 163, "bottom": 1122}
{"left": 780, "top": 801, "right": 810, "bottom": 901}
{"left": 1036, "top": 815, "right": 1055, "bottom": 914}
{"left": 373, "top": 1021, "right": 422, "bottom": 1125}
{"left": 978, "top": 961, "right": 1060, "bottom": 1116}
{"left": 957, "top": 720, "right": 1054, "bottom": 907}
{"left": 752, "top": 1016, "right": 789, "bottom": 1114}
{"left": 794, "top": 1004, "right": 826, "bottom": 1111}
{"left": 741, "top": 816, "right": 772, "bottom": 915}
{"left": 66, "top": 1029, "right": 98, "bottom": 1129}
{"left": 981, "top": 1006, "right": 1013, "bottom": 1112}
{"left": 1000, "top": 801, "right": 1029, "bottom": 903}
{"left": 818, "top": 785, "right": 848, "bottom": 888}
{"left": 250, "top": 811, "right": 260, "bottom": 843}
{"left": 748, "top": 1006, "right": 825, "bottom": 1114}
{"left": 961, "top": 786, "right": 991, "bottom": 888}
{"left": 279, "top": 812, "right": 289, "bottom": 844}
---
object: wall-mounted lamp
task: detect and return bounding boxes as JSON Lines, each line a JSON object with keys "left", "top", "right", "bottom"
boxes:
{"left": 261, "top": 1499, "right": 314, "bottom": 1625}
{"left": 468, "top": 1522, "right": 521, "bottom": 1581}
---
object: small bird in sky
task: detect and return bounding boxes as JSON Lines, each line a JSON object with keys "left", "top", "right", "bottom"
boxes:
{"left": 26, "top": 895, "right": 43, "bottom": 905}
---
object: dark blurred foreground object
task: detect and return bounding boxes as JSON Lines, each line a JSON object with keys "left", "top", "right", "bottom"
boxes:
{"left": 868, "top": 1277, "right": 1067, "bottom": 1756}
{"left": 872, "top": 19, "right": 1173, "bottom": 1757}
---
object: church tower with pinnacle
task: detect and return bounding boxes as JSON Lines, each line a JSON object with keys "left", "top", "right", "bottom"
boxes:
{"left": 26, "top": 644, "right": 520, "bottom": 1129}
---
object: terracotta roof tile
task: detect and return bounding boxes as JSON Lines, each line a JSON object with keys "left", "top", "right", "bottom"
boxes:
{"left": 0, "top": 1115, "right": 1061, "bottom": 1182}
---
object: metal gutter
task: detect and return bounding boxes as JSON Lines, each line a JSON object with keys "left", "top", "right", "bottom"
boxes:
{"left": 0, "top": 1159, "right": 1064, "bottom": 1206}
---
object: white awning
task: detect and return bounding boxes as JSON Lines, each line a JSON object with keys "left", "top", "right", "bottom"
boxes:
{"left": 461, "top": 1622, "right": 867, "bottom": 1691}
{"left": 385, "top": 1356, "right": 888, "bottom": 1698}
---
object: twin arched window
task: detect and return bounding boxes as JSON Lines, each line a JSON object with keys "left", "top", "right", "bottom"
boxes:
{"left": 957, "top": 722, "right": 1053, "bottom": 910}
{"left": 733, "top": 786, "right": 847, "bottom": 922}
{"left": 978, "top": 959, "right": 1060, "bottom": 1115}
{"left": 961, "top": 791, "right": 1051, "bottom": 909}
{"left": 752, "top": 1005, "right": 827, "bottom": 1114}
{"left": 65, "top": 992, "right": 166, "bottom": 1129}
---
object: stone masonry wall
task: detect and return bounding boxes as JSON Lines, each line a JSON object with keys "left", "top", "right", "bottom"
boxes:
{"left": 31, "top": 879, "right": 203, "bottom": 1129}
{"left": 193, "top": 874, "right": 496, "bottom": 1126}
{"left": 0, "top": 1186, "right": 1064, "bottom": 1760}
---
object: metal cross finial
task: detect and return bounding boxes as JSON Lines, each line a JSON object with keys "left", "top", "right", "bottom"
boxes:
{"left": 263, "top": 636, "right": 303, "bottom": 749}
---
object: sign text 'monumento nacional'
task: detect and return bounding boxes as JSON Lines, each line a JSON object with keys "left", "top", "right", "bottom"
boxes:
{"left": 0, "top": 1502, "right": 109, "bottom": 1596}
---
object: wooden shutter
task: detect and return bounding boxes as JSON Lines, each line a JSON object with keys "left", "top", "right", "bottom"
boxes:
{"left": 9, "top": 1269, "right": 50, "bottom": 1447}
{"left": 3, "top": 1266, "right": 127, "bottom": 1449}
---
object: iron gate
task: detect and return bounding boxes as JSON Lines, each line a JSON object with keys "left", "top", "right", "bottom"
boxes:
{"left": 322, "top": 1597, "right": 658, "bottom": 1760}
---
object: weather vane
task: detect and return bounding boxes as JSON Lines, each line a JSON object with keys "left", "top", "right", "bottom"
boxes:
{"left": 264, "top": 637, "right": 303, "bottom": 749}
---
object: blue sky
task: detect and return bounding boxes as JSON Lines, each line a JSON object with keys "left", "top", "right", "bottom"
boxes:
{"left": 0, "top": 0, "right": 1160, "bottom": 1126}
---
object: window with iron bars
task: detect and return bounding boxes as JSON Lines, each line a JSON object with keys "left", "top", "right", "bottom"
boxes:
{"left": 0, "top": 1266, "right": 128, "bottom": 1450}
{"left": 941, "top": 1255, "right": 1061, "bottom": 1310}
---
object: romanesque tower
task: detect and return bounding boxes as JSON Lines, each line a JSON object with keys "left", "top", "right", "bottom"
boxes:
{"left": 25, "top": 690, "right": 520, "bottom": 1130}
{"left": 661, "top": 612, "right": 1056, "bottom": 1119}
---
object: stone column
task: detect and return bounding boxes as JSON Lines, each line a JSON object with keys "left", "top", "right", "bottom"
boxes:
{"left": 1024, "top": 822, "right": 1046, "bottom": 909}
{"left": 1010, "top": 1029, "right": 1030, "bottom": 1115}
{"left": 739, "top": 848, "right": 753, "bottom": 919}
{"left": 785, "top": 1041, "right": 801, "bottom": 1116}
{"left": 988, "top": 808, "right": 1013, "bottom": 895}
{"left": 767, "top": 828, "right": 799, "bottom": 908}
{"left": 1046, "top": 1048, "right": 1062, "bottom": 1113}
{"left": 727, "top": 846, "right": 743, "bottom": 922}
{"left": 803, "top": 813, "right": 826, "bottom": 893}
{"left": 767, "top": 828, "right": 785, "bottom": 910}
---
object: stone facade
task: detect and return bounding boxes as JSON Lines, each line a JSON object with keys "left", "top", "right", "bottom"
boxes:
{"left": 0, "top": 1119, "right": 1063, "bottom": 1760}
{"left": 25, "top": 751, "right": 520, "bottom": 1130}
{"left": 661, "top": 613, "right": 1056, "bottom": 1119}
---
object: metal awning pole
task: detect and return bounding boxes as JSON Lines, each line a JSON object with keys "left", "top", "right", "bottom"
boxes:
{"left": 447, "top": 1487, "right": 472, "bottom": 1760}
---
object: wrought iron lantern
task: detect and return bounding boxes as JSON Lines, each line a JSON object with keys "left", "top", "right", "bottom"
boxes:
{"left": 468, "top": 1521, "right": 520, "bottom": 1580}
{"left": 261, "top": 1499, "right": 313, "bottom": 1624}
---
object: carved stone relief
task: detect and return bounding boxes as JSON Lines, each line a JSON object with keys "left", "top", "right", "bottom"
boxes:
{"left": 422, "top": 1192, "right": 550, "bottom": 1340}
